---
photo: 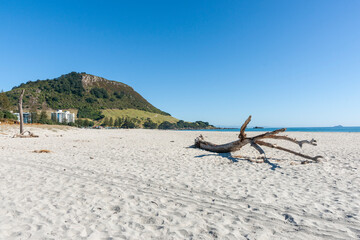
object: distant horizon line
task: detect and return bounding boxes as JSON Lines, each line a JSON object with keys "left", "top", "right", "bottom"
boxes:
{"left": 215, "top": 125, "right": 360, "bottom": 129}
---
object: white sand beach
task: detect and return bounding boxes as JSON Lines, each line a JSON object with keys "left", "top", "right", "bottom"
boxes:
{"left": 0, "top": 125, "right": 359, "bottom": 239}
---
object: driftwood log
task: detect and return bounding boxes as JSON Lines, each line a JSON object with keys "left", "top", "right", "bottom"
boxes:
{"left": 13, "top": 89, "right": 38, "bottom": 138}
{"left": 194, "top": 116, "right": 322, "bottom": 163}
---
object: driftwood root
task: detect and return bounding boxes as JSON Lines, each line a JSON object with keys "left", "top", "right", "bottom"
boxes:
{"left": 13, "top": 131, "right": 39, "bottom": 138}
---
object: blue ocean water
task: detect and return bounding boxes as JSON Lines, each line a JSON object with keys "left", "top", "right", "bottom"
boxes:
{"left": 192, "top": 126, "right": 360, "bottom": 133}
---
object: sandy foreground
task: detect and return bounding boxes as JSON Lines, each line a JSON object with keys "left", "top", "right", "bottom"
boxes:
{"left": 0, "top": 125, "right": 359, "bottom": 240}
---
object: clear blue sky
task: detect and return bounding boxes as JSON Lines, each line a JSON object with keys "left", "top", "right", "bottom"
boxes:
{"left": 1, "top": 1, "right": 359, "bottom": 127}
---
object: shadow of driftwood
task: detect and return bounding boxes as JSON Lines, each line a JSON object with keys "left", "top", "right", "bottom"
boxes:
{"left": 195, "top": 153, "right": 240, "bottom": 163}
{"left": 263, "top": 159, "right": 281, "bottom": 171}
{"left": 195, "top": 152, "right": 281, "bottom": 171}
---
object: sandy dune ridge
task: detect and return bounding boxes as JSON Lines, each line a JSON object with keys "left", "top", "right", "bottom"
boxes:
{"left": 0, "top": 125, "right": 359, "bottom": 239}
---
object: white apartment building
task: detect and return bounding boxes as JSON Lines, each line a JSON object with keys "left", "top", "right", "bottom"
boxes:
{"left": 51, "top": 110, "right": 75, "bottom": 123}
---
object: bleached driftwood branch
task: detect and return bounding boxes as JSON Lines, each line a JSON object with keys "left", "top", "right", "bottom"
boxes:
{"left": 194, "top": 115, "right": 322, "bottom": 163}
{"left": 19, "top": 89, "right": 25, "bottom": 134}
{"left": 13, "top": 89, "right": 38, "bottom": 138}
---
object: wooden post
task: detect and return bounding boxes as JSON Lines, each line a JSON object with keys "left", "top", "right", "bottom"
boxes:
{"left": 12, "top": 89, "right": 38, "bottom": 138}
{"left": 18, "top": 89, "right": 25, "bottom": 134}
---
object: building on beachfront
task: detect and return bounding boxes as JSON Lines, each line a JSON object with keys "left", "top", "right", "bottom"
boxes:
{"left": 51, "top": 110, "right": 75, "bottom": 123}
{"left": 13, "top": 112, "right": 32, "bottom": 123}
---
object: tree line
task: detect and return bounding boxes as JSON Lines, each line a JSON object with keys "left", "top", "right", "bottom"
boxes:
{"left": 100, "top": 117, "right": 212, "bottom": 130}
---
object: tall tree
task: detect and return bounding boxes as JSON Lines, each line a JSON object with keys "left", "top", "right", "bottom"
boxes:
{"left": 30, "top": 105, "right": 38, "bottom": 123}
{"left": 117, "top": 117, "right": 123, "bottom": 127}
{"left": 39, "top": 110, "right": 48, "bottom": 124}
{"left": 31, "top": 112, "right": 38, "bottom": 123}
{"left": 0, "top": 91, "right": 11, "bottom": 110}
{"left": 102, "top": 117, "right": 110, "bottom": 126}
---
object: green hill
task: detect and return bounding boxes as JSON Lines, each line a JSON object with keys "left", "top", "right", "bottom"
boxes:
{"left": 102, "top": 109, "right": 178, "bottom": 125}
{"left": 3, "top": 72, "right": 215, "bottom": 129}
{"left": 5, "top": 72, "right": 170, "bottom": 120}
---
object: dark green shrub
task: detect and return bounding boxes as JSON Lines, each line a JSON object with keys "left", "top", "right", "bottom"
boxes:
{"left": 90, "top": 88, "right": 109, "bottom": 98}
{"left": 158, "top": 121, "right": 176, "bottom": 129}
{"left": 78, "top": 106, "right": 103, "bottom": 120}
{"left": 144, "top": 119, "right": 158, "bottom": 129}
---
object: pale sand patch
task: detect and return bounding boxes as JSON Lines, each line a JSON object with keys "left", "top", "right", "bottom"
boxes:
{"left": 0, "top": 126, "right": 359, "bottom": 239}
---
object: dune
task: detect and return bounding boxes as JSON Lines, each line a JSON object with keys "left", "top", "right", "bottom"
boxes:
{"left": 0, "top": 125, "right": 359, "bottom": 239}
